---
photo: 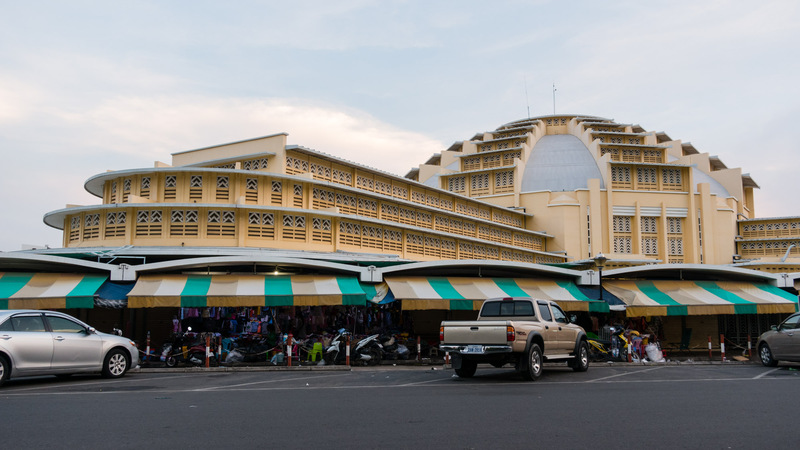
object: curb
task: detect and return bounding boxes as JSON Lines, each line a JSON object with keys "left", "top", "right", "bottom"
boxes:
{"left": 133, "top": 364, "right": 351, "bottom": 373}
{"left": 133, "top": 358, "right": 759, "bottom": 373}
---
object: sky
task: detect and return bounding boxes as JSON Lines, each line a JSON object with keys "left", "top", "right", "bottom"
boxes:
{"left": 1, "top": 0, "right": 799, "bottom": 252}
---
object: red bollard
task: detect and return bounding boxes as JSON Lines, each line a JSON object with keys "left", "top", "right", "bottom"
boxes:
{"left": 720, "top": 334, "right": 726, "bottom": 362}
{"left": 708, "top": 336, "right": 713, "bottom": 360}
{"left": 287, "top": 333, "right": 293, "bottom": 367}
{"left": 345, "top": 334, "right": 351, "bottom": 366}
{"left": 747, "top": 335, "right": 752, "bottom": 359}
{"left": 145, "top": 331, "right": 151, "bottom": 362}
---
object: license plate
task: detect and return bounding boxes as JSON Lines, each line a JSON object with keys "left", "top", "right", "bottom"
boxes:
{"left": 463, "top": 345, "right": 483, "bottom": 354}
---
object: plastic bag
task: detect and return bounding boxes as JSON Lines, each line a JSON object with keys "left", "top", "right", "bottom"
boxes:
{"left": 645, "top": 343, "right": 665, "bottom": 362}
{"left": 225, "top": 349, "right": 244, "bottom": 363}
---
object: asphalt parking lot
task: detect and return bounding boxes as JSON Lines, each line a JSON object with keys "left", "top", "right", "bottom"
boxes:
{"left": 2, "top": 363, "right": 799, "bottom": 449}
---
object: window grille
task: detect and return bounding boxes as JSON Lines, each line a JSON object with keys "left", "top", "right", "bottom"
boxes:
{"left": 247, "top": 212, "right": 275, "bottom": 239}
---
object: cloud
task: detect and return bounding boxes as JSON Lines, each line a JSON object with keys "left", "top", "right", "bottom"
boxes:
{"left": 45, "top": 95, "right": 445, "bottom": 172}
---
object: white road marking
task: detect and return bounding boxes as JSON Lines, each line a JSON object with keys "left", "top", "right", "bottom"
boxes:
{"left": 5, "top": 373, "right": 199, "bottom": 392}
{"left": 587, "top": 365, "right": 665, "bottom": 382}
{"left": 753, "top": 368, "right": 780, "bottom": 379}
{"left": 192, "top": 372, "right": 351, "bottom": 391}
{"left": 399, "top": 378, "right": 452, "bottom": 387}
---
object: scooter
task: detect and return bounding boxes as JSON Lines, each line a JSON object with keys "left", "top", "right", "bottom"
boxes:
{"left": 324, "top": 329, "right": 350, "bottom": 365}
{"left": 186, "top": 334, "right": 219, "bottom": 367}
{"left": 352, "top": 334, "right": 382, "bottom": 366}
{"left": 587, "top": 326, "right": 630, "bottom": 362}
{"left": 379, "top": 334, "right": 411, "bottom": 360}
{"left": 610, "top": 327, "right": 631, "bottom": 362}
{"left": 161, "top": 328, "right": 195, "bottom": 367}
{"left": 161, "top": 328, "right": 219, "bottom": 367}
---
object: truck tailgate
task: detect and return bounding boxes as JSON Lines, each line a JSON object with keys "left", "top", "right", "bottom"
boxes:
{"left": 441, "top": 320, "right": 510, "bottom": 345}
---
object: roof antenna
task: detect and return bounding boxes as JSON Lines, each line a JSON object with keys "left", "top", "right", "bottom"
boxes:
{"left": 524, "top": 76, "right": 531, "bottom": 119}
{"left": 552, "top": 82, "right": 557, "bottom": 115}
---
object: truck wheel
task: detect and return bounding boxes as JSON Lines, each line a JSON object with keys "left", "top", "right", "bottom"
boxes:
{"left": 521, "top": 344, "right": 543, "bottom": 381}
{"left": 454, "top": 360, "right": 477, "bottom": 378}
{"left": 571, "top": 341, "right": 589, "bottom": 372}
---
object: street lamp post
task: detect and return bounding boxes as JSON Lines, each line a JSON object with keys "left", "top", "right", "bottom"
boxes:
{"left": 594, "top": 253, "right": 608, "bottom": 302}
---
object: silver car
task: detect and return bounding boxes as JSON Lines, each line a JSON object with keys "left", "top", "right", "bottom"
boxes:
{"left": 0, "top": 310, "right": 139, "bottom": 386}
{"left": 757, "top": 312, "right": 800, "bottom": 367}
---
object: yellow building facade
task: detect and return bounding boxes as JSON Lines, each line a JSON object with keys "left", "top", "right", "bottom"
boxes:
{"left": 45, "top": 114, "right": 783, "bottom": 270}
{"left": 409, "top": 115, "right": 759, "bottom": 268}
{"left": 2, "top": 112, "right": 796, "bottom": 349}
{"left": 46, "top": 132, "right": 565, "bottom": 265}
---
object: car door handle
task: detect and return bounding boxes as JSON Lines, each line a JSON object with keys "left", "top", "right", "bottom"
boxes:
{"left": 0, "top": 334, "right": 10, "bottom": 340}
{"left": 54, "top": 336, "right": 65, "bottom": 341}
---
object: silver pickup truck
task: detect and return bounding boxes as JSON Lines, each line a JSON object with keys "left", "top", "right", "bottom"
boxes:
{"left": 439, "top": 297, "right": 589, "bottom": 380}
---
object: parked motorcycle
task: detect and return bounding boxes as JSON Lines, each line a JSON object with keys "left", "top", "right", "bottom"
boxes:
{"left": 352, "top": 334, "right": 382, "bottom": 366}
{"left": 187, "top": 335, "right": 219, "bottom": 367}
{"left": 161, "top": 328, "right": 193, "bottom": 367}
{"left": 378, "top": 334, "right": 410, "bottom": 360}
{"left": 324, "top": 329, "right": 350, "bottom": 365}
{"left": 587, "top": 326, "right": 630, "bottom": 362}
{"left": 161, "top": 328, "right": 219, "bottom": 367}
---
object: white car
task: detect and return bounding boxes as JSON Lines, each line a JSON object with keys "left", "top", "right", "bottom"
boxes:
{"left": 0, "top": 310, "right": 139, "bottom": 386}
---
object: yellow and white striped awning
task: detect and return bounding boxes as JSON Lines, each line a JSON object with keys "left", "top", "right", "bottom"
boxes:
{"left": 127, "top": 274, "right": 368, "bottom": 308}
{"left": 0, "top": 272, "right": 107, "bottom": 309}
{"left": 385, "top": 276, "right": 607, "bottom": 312}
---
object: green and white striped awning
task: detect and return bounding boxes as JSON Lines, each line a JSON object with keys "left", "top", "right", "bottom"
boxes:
{"left": 0, "top": 272, "right": 108, "bottom": 309}
{"left": 385, "top": 277, "right": 608, "bottom": 312}
{"left": 604, "top": 280, "right": 799, "bottom": 316}
{"left": 127, "top": 274, "right": 369, "bottom": 308}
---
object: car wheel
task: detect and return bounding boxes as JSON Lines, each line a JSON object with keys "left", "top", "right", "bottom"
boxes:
{"left": 102, "top": 349, "right": 130, "bottom": 378}
{"left": 0, "top": 355, "right": 9, "bottom": 387}
{"left": 571, "top": 341, "right": 590, "bottom": 372}
{"left": 521, "top": 344, "right": 543, "bottom": 381}
{"left": 759, "top": 343, "right": 778, "bottom": 367}
{"left": 454, "top": 360, "right": 477, "bottom": 378}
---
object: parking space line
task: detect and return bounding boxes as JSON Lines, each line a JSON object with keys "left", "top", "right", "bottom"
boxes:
{"left": 5, "top": 373, "right": 199, "bottom": 392}
{"left": 399, "top": 378, "right": 452, "bottom": 387}
{"left": 586, "top": 365, "right": 665, "bottom": 382}
{"left": 753, "top": 368, "right": 780, "bottom": 379}
{"left": 192, "top": 372, "right": 352, "bottom": 391}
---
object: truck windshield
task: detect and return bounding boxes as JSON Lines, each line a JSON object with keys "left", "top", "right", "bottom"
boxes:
{"left": 481, "top": 301, "right": 535, "bottom": 317}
